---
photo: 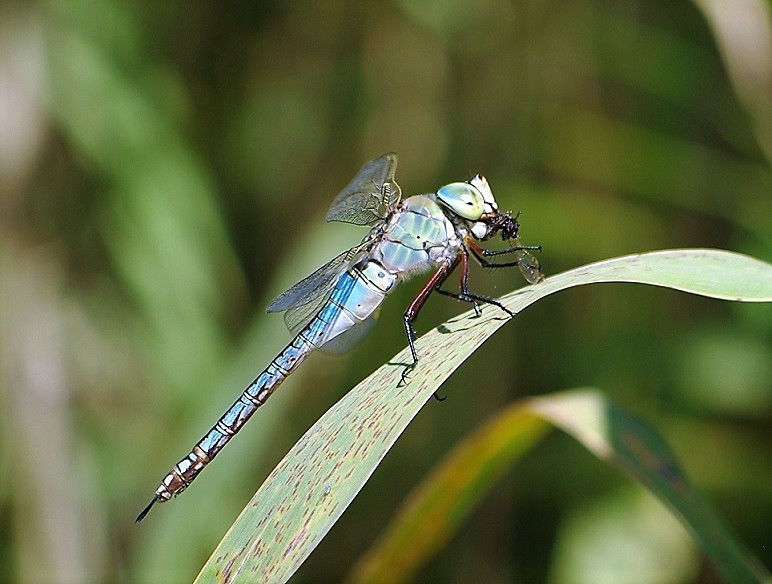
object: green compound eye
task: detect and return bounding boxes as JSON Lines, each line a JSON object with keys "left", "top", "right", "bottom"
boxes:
{"left": 436, "top": 182, "right": 485, "bottom": 220}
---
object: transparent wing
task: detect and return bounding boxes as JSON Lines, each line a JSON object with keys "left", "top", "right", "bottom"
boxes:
{"left": 325, "top": 153, "right": 402, "bottom": 226}
{"left": 284, "top": 294, "right": 334, "bottom": 337}
{"left": 266, "top": 245, "right": 365, "bottom": 335}
{"left": 513, "top": 240, "right": 544, "bottom": 284}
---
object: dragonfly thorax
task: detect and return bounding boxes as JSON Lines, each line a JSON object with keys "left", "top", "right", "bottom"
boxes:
{"left": 434, "top": 174, "right": 515, "bottom": 243}
{"left": 373, "top": 195, "right": 463, "bottom": 279}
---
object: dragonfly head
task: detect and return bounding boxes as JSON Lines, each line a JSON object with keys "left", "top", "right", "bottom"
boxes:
{"left": 436, "top": 174, "right": 500, "bottom": 236}
{"left": 436, "top": 181, "right": 486, "bottom": 221}
{"left": 460, "top": 175, "right": 523, "bottom": 242}
{"left": 466, "top": 174, "right": 506, "bottom": 240}
{"left": 436, "top": 174, "right": 524, "bottom": 242}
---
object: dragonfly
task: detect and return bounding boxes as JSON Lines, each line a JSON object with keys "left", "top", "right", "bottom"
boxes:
{"left": 136, "top": 153, "right": 542, "bottom": 521}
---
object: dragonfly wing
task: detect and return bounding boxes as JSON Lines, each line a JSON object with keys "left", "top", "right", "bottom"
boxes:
{"left": 266, "top": 245, "right": 364, "bottom": 335}
{"left": 325, "top": 153, "right": 401, "bottom": 226}
{"left": 283, "top": 291, "right": 336, "bottom": 337}
{"left": 514, "top": 240, "right": 544, "bottom": 284}
{"left": 267, "top": 248, "right": 357, "bottom": 313}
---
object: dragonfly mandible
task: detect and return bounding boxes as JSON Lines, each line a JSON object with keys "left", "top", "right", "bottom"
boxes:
{"left": 136, "top": 153, "right": 542, "bottom": 521}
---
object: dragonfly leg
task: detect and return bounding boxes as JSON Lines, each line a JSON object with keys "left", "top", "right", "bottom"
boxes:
{"left": 459, "top": 248, "right": 481, "bottom": 316}
{"left": 473, "top": 255, "right": 540, "bottom": 270}
{"left": 400, "top": 315, "right": 418, "bottom": 385}
{"left": 477, "top": 244, "right": 542, "bottom": 257}
{"left": 435, "top": 288, "right": 515, "bottom": 318}
{"left": 464, "top": 237, "right": 544, "bottom": 284}
{"left": 436, "top": 249, "right": 514, "bottom": 318}
{"left": 466, "top": 238, "right": 541, "bottom": 269}
{"left": 400, "top": 260, "right": 457, "bottom": 385}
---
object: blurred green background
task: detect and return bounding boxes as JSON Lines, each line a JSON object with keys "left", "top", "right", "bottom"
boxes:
{"left": 0, "top": 0, "right": 769, "bottom": 582}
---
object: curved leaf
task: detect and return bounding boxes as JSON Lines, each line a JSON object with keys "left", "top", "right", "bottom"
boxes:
{"left": 195, "top": 249, "right": 772, "bottom": 583}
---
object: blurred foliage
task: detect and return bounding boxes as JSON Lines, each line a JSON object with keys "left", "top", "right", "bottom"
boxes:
{"left": 0, "top": 0, "right": 769, "bottom": 583}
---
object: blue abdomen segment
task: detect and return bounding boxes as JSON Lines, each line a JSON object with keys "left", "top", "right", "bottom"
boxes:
{"left": 302, "top": 264, "right": 395, "bottom": 350}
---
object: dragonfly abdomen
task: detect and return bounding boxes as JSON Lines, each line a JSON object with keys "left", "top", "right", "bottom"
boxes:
{"left": 146, "top": 263, "right": 397, "bottom": 507}
{"left": 151, "top": 333, "right": 318, "bottom": 504}
{"left": 302, "top": 263, "right": 397, "bottom": 353}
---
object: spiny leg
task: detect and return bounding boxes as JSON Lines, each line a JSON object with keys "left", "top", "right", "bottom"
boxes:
{"left": 436, "top": 248, "right": 514, "bottom": 318}
{"left": 401, "top": 259, "right": 458, "bottom": 386}
{"left": 435, "top": 288, "right": 515, "bottom": 318}
{"left": 476, "top": 244, "right": 542, "bottom": 257}
{"left": 457, "top": 248, "right": 481, "bottom": 317}
{"left": 466, "top": 238, "right": 542, "bottom": 269}
{"left": 464, "top": 237, "right": 544, "bottom": 283}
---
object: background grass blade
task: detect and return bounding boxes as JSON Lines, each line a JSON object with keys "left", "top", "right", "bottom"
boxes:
{"left": 349, "top": 389, "right": 771, "bottom": 584}
{"left": 529, "top": 390, "right": 771, "bottom": 584}
{"left": 195, "top": 249, "right": 772, "bottom": 583}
